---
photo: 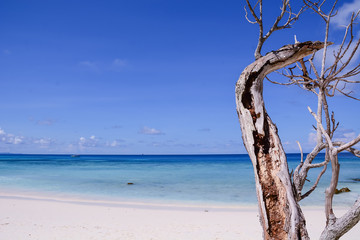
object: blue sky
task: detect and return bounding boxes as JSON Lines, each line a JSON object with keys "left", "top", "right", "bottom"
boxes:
{"left": 0, "top": 0, "right": 359, "bottom": 154}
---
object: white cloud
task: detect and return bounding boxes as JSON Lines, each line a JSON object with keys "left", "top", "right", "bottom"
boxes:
{"left": 312, "top": 1, "right": 360, "bottom": 94}
{"left": 110, "top": 58, "right": 128, "bottom": 72}
{"left": 79, "top": 61, "right": 96, "bottom": 67}
{"left": 109, "top": 141, "right": 119, "bottom": 147}
{"left": 34, "top": 138, "right": 55, "bottom": 148}
{"left": 79, "top": 61, "right": 99, "bottom": 71}
{"left": 0, "top": 128, "right": 24, "bottom": 145}
{"left": 315, "top": 38, "right": 360, "bottom": 68}
{"left": 308, "top": 131, "right": 317, "bottom": 145}
{"left": 2, "top": 134, "right": 24, "bottom": 145}
{"left": 307, "top": 128, "right": 359, "bottom": 149}
{"left": 139, "top": 126, "right": 164, "bottom": 135}
{"left": 12, "top": 136, "right": 24, "bottom": 145}
{"left": 112, "top": 58, "right": 127, "bottom": 67}
{"left": 314, "top": 1, "right": 360, "bottom": 65}
{"left": 79, "top": 135, "right": 99, "bottom": 148}
{"left": 79, "top": 58, "right": 127, "bottom": 72}
{"left": 106, "top": 139, "right": 125, "bottom": 147}
{"left": 0, "top": 128, "right": 61, "bottom": 151}
{"left": 333, "top": 128, "right": 358, "bottom": 143}
{"left": 36, "top": 119, "right": 55, "bottom": 126}
{"left": 332, "top": 0, "right": 360, "bottom": 27}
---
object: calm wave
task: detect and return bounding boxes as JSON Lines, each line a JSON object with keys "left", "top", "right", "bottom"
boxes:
{"left": 0, "top": 154, "right": 359, "bottom": 206}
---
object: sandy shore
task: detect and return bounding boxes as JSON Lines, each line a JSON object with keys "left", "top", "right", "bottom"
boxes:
{"left": 0, "top": 193, "right": 360, "bottom": 239}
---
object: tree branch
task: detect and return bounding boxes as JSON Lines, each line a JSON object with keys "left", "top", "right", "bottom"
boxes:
{"left": 333, "top": 142, "right": 360, "bottom": 157}
{"left": 301, "top": 164, "right": 327, "bottom": 200}
{"left": 320, "top": 198, "right": 360, "bottom": 239}
{"left": 337, "top": 135, "right": 360, "bottom": 153}
{"left": 246, "top": 0, "right": 305, "bottom": 60}
{"left": 293, "top": 142, "right": 326, "bottom": 200}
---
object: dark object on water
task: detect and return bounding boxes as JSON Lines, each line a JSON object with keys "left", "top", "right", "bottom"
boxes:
{"left": 71, "top": 154, "right": 80, "bottom": 157}
{"left": 127, "top": 182, "right": 134, "bottom": 185}
{"left": 335, "top": 187, "right": 351, "bottom": 194}
{"left": 352, "top": 178, "right": 360, "bottom": 182}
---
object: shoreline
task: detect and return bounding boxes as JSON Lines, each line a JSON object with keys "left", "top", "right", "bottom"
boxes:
{"left": 1, "top": 190, "right": 360, "bottom": 239}
{"left": 0, "top": 186, "right": 355, "bottom": 209}
{"left": 0, "top": 191, "right": 254, "bottom": 212}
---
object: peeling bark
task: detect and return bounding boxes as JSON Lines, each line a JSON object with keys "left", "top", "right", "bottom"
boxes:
{"left": 235, "top": 41, "right": 325, "bottom": 239}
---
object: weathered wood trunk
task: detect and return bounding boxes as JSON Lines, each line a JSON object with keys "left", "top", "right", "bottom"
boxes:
{"left": 235, "top": 41, "right": 325, "bottom": 239}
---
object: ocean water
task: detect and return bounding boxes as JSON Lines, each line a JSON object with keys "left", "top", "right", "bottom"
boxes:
{"left": 0, "top": 153, "right": 359, "bottom": 207}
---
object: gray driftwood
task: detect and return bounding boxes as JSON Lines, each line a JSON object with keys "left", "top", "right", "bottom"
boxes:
{"left": 235, "top": 41, "right": 325, "bottom": 239}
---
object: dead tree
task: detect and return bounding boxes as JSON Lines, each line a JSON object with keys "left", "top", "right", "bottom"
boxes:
{"left": 290, "top": 1, "right": 360, "bottom": 239}
{"left": 236, "top": 0, "right": 360, "bottom": 239}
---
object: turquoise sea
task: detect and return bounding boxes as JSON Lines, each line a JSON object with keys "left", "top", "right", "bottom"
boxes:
{"left": 0, "top": 153, "right": 359, "bottom": 207}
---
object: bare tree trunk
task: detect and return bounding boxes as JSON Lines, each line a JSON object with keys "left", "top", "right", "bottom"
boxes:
{"left": 235, "top": 41, "right": 325, "bottom": 239}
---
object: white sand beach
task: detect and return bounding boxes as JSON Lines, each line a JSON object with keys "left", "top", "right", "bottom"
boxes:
{"left": 0, "top": 193, "right": 360, "bottom": 240}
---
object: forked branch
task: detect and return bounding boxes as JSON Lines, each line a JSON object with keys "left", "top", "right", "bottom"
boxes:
{"left": 245, "top": 0, "right": 305, "bottom": 59}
